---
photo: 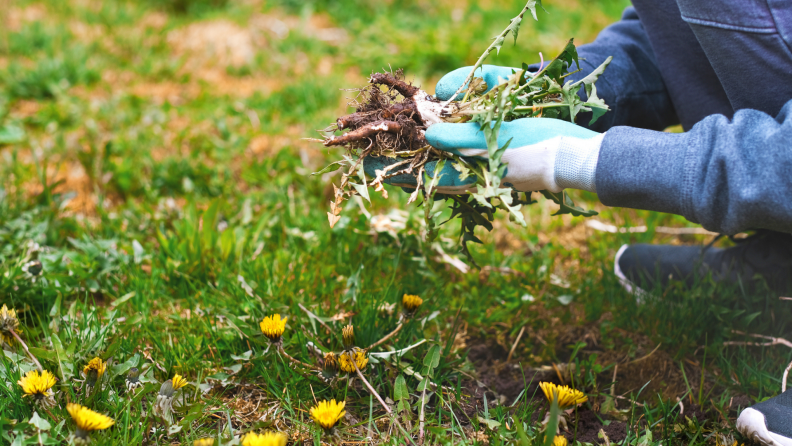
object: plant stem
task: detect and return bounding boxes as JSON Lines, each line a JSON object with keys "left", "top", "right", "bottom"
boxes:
{"left": 354, "top": 364, "right": 416, "bottom": 446}
{"left": 278, "top": 346, "right": 319, "bottom": 371}
{"left": 440, "top": 2, "right": 537, "bottom": 109}
{"left": 10, "top": 329, "right": 43, "bottom": 371}
{"left": 368, "top": 322, "right": 403, "bottom": 351}
{"left": 419, "top": 383, "right": 427, "bottom": 444}
{"left": 43, "top": 407, "right": 59, "bottom": 423}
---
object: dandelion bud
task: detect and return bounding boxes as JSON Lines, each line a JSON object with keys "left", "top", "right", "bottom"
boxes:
{"left": 401, "top": 294, "right": 423, "bottom": 315}
{"left": 25, "top": 260, "right": 43, "bottom": 277}
{"left": 342, "top": 325, "right": 355, "bottom": 349}
{"left": 0, "top": 304, "right": 20, "bottom": 347}
{"left": 318, "top": 352, "right": 338, "bottom": 383}
{"left": 126, "top": 367, "right": 142, "bottom": 392}
{"left": 158, "top": 379, "right": 175, "bottom": 398}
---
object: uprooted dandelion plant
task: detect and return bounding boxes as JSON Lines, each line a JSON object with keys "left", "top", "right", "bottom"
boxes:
{"left": 315, "top": 0, "right": 611, "bottom": 264}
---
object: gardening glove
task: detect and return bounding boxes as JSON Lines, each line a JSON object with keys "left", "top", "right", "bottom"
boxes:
{"left": 362, "top": 119, "right": 604, "bottom": 194}
{"left": 425, "top": 119, "right": 604, "bottom": 193}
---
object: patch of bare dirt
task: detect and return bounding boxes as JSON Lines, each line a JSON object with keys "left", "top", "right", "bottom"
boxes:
{"left": 168, "top": 20, "right": 259, "bottom": 70}
{"left": 6, "top": 4, "right": 46, "bottom": 32}
{"left": 564, "top": 407, "right": 628, "bottom": 444}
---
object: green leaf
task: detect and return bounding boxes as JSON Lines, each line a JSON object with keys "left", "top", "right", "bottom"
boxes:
{"left": 541, "top": 190, "right": 598, "bottom": 217}
{"left": 311, "top": 161, "right": 345, "bottom": 176}
{"left": 28, "top": 413, "right": 51, "bottom": 431}
{"left": 543, "top": 399, "right": 561, "bottom": 446}
{"left": 110, "top": 354, "right": 140, "bottom": 378}
{"left": 0, "top": 123, "right": 24, "bottom": 145}
{"left": 394, "top": 375, "right": 410, "bottom": 401}
{"left": 514, "top": 419, "right": 531, "bottom": 446}
{"left": 421, "top": 345, "right": 441, "bottom": 376}
{"left": 572, "top": 56, "right": 612, "bottom": 89}
{"left": 477, "top": 416, "right": 501, "bottom": 430}
{"left": 349, "top": 181, "right": 370, "bottom": 203}
{"left": 543, "top": 39, "right": 579, "bottom": 83}
{"left": 524, "top": 0, "right": 544, "bottom": 21}
{"left": 583, "top": 83, "right": 610, "bottom": 125}
{"left": 27, "top": 347, "right": 57, "bottom": 362}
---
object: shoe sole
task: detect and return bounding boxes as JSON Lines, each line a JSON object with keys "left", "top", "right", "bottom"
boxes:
{"left": 737, "top": 408, "right": 792, "bottom": 446}
{"left": 613, "top": 244, "right": 650, "bottom": 302}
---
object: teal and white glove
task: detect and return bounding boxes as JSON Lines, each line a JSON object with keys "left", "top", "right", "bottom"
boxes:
{"left": 425, "top": 119, "right": 603, "bottom": 193}
{"left": 363, "top": 65, "right": 605, "bottom": 194}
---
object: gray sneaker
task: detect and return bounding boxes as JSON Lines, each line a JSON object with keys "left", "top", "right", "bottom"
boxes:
{"left": 614, "top": 230, "right": 792, "bottom": 295}
{"left": 737, "top": 392, "right": 792, "bottom": 446}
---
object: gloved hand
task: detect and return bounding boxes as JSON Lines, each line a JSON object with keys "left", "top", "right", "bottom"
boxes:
{"left": 363, "top": 64, "right": 606, "bottom": 194}
{"left": 363, "top": 119, "right": 604, "bottom": 194}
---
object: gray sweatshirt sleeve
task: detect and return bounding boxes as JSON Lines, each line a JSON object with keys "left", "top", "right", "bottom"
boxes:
{"left": 596, "top": 98, "right": 792, "bottom": 235}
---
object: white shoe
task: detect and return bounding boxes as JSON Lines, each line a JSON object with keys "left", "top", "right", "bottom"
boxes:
{"left": 736, "top": 393, "right": 792, "bottom": 446}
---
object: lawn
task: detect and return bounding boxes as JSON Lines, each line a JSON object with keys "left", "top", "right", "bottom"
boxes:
{"left": 1, "top": 0, "right": 791, "bottom": 445}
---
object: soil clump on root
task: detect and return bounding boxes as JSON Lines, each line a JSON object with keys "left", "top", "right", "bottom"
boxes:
{"left": 325, "top": 71, "right": 433, "bottom": 158}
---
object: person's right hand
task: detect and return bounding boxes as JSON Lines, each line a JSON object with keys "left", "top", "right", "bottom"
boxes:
{"left": 435, "top": 65, "right": 523, "bottom": 101}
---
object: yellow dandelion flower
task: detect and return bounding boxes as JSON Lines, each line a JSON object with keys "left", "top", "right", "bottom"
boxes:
{"left": 83, "top": 357, "right": 106, "bottom": 387}
{"left": 172, "top": 374, "right": 188, "bottom": 391}
{"left": 539, "top": 382, "right": 587, "bottom": 409}
{"left": 342, "top": 324, "right": 355, "bottom": 349}
{"left": 552, "top": 435, "right": 568, "bottom": 446}
{"left": 402, "top": 294, "right": 423, "bottom": 313}
{"left": 310, "top": 399, "right": 345, "bottom": 431}
{"left": 259, "top": 314, "right": 287, "bottom": 342}
{"left": 193, "top": 438, "right": 215, "bottom": 446}
{"left": 338, "top": 348, "right": 368, "bottom": 373}
{"left": 241, "top": 431, "right": 288, "bottom": 446}
{"left": 0, "top": 304, "right": 20, "bottom": 345}
{"left": 67, "top": 403, "right": 114, "bottom": 441}
{"left": 18, "top": 369, "right": 57, "bottom": 397}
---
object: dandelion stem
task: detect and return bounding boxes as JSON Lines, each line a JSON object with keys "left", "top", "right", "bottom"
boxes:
{"left": 368, "top": 322, "right": 403, "bottom": 351}
{"left": 277, "top": 346, "right": 319, "bottom": 371}
{"left": 43, "top": 407, "right": 59, "bottom": 423}
{"left": 354, "top": 363, "right": 416, "bottom": 446}
{"left": 10, "top": 329, "right": 43, "bottom": 371}
{"left": 419, "top": 384, "right": 427, "bottom": 445}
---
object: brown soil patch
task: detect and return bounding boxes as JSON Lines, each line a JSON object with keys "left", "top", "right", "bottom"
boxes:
{"left": 168, "top": 20, "right": 260, "bottom": 70}
{"left": 23, "top": 161, "right": 96, "bottom": 216}
{"left": 10, "top": 100, "right": 42, "bottom": 118}
{"left": 139, "top": 11, "right": 168, "bottom": 30}
{"left": 6, "top": 4, "right": 47, "bottom": 32}
{"left": 461, "top": 320, "right": 728, "bottom": 438}
{"left": 564, "top": 408, "right": 628, "bottom": 444}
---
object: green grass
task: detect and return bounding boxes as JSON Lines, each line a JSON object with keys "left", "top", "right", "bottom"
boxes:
{"left": 0, "top": 0, "right": 788, "bottom": 444}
